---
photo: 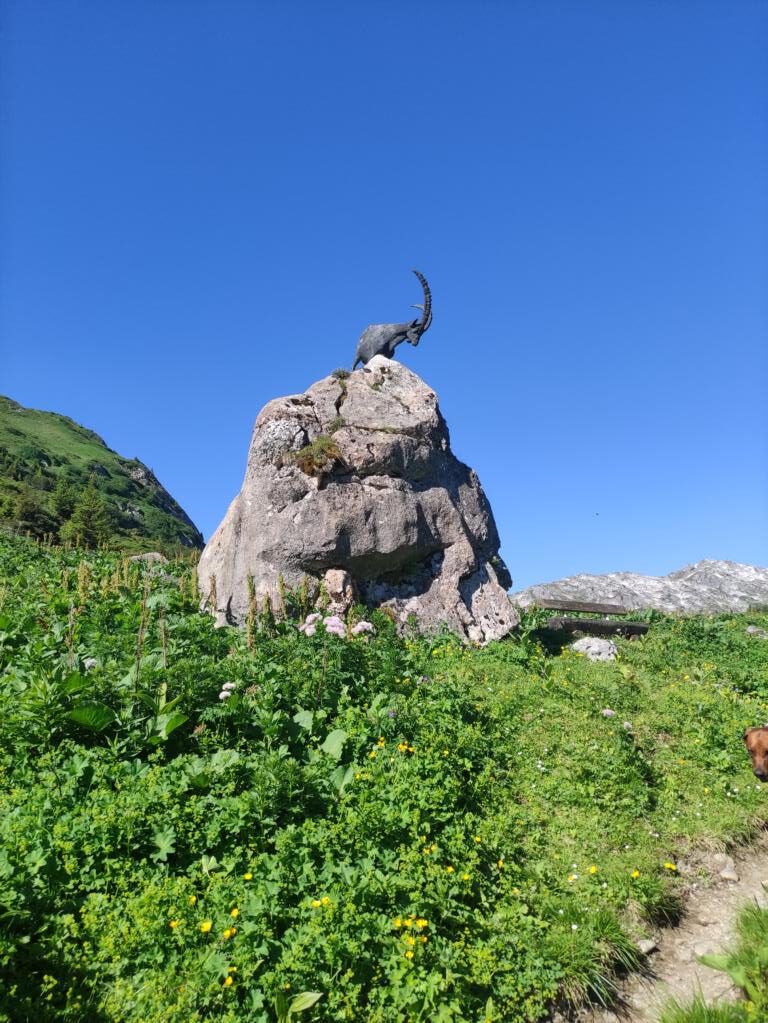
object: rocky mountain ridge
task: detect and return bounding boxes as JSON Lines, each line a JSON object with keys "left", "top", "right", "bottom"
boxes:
{"left": 512, "top": 559, "right": 768, "bottom": 614}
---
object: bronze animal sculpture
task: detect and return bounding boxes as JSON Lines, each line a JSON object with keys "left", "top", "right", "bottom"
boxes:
{"left": 352, "top": 270, "right": 432, "bottom": 370}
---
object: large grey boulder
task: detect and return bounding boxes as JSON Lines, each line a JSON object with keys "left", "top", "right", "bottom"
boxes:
{"left": 512, "top": 560, "right": 768, "bottom": 615}
{"left": 198, "top": 356, "right": 517, "bottom": 643}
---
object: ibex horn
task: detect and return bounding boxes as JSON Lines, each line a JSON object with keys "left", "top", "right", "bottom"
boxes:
{"left": 411, "top": 270, "right": 432, "bottom": 335}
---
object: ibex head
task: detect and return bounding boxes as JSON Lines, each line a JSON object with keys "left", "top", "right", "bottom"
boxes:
{"left": 406, "top": 270, "right": 432, "bottom": 346}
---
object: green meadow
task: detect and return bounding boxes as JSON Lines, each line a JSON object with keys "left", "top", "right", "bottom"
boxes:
{"left": 2, "top": 532, "right": 768, "bottom": 1022}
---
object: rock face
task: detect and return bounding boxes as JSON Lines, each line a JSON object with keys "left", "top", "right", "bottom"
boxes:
{"left": 512, "top": 560, "right": 768, "bottom": 614}
{"left": 198, "top": 356, "right": 517, "bottom": 642}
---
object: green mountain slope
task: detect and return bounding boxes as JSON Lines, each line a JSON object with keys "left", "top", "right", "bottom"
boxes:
{"left": 0, "top": 396, "right": 203, "bottom": 551}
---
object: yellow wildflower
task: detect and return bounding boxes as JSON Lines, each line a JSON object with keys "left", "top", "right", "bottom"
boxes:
{"left": 474, "top": 836, "right": 482, "bottom": 843}
{"left": 223, "top": 928, "right": 233, "bottom": 939}
{"left": 368, "top": 750, "right": 377, "bottom": 759}
{"left": 462, "top": 873, "right": 471, "bottom": 881}
{"left": 243, "top": 872, "right": 253, "bottom": 880}
{"left": 415, "top": 918, "right": 428, "bottom": 929}
{"left": 393, "top": 917, "right": 402, "bottom": 929}
{"left": 311, "top": 899, "right": 322, "bottom": 908}
{"left": 199, "top": 920, "right": 212, "bottom": 933}
{"left": 631, "top": 869, "right": 640, "bottom": 879}
{"left": 223, "top": 975, "right": 233, "bottom": 987}
{"left": 230, "top": 907, "right": 239, "bottom": 918}
{"left": 663, "top": 862, "right": 677, "bottom": 871}
{"left": 188, "top": 895, "right": 197, "bottom": 906}
{"left": 445, "top": 865, "right": 454, "bottom": 873}
{"left": 404, "top": 950, "right": 414, "bottom": 959}
{"left": 321, "top": 896, "right": 331, "bottom": 906}
{"left": 377, "top": 737, "right": 385, "bottom": 747}
{"left": 169, "top": 920, "right": 179, "bottom": 929}
{"left": 404, "top": 934, "right": 416, "bottom": 946}
{"left": 589, "top": 865, "right": 598, "bottom": 875}
{"left": 497, "top": 859, "right": 505, "bottom": 869}
{"left": 420, "top": 936, "right": 428, "bottom": 944}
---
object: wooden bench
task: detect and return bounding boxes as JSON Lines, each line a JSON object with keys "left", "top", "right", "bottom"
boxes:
{"left": 532, "top": 599, "right": 650, "bottom": 638}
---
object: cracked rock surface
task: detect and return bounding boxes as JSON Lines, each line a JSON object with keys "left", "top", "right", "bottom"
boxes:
{"left": 198, "top": 356, "right": 518, "bottom": 642}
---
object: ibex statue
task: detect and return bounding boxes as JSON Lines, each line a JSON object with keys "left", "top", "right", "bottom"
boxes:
{"left": 352, "top": 270, "right": 432, "bottom": 370}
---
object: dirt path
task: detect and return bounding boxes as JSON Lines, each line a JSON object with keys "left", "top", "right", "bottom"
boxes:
{"left": 571, "top": 835, "right": 768, "bottom": 1022}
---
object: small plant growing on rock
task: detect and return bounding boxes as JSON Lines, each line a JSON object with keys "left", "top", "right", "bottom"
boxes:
{"left": 286, "top": 435, "right": 343, "bottom": 477}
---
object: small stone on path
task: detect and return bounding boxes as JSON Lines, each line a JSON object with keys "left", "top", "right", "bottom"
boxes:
{"left": 712, "top": 853, "right": 739, "bottom": 882}
{"left": 571, "top": 637, "right": 617, "bottom": 662}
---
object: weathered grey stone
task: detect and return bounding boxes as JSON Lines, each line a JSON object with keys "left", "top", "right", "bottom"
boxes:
{"left": 323, "top": 568, "right": 358, "bottom": 616}
{"left": 198, "top": 357, "right": 517, "bottom": 643}
{"left": 512, "top": 560, "right": 768, "bottom": 614}
{"left": 637, "top": 938, "right": 657, "bottom": 956}
{"left": 746, "top": 625, "right": 768, "bottom": 639}
{"left": 712, "top": 853, "right": 739, "bottom": 882}
{"left": 571, "top": 637, "right": 617, "bottom": 661}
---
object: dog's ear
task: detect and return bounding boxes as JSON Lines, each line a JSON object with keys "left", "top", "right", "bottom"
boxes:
{"left": 744, "top": 728, "right": 753, "bottom": 744}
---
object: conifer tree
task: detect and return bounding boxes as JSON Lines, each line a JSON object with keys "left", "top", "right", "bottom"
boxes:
{"left": 52, "top": 477, "right": 77, "bottom": 520}
{"left": 60, "top": 480, "right": 112, "bottom": 548}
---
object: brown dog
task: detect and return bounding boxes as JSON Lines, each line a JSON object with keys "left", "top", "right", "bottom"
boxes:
{"left": 744, "top": 727, "right": 768, "bottom": 781}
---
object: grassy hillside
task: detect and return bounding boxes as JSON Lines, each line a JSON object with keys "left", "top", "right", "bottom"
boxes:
{"left": 0, "top": 395, "right": 203, "bottom": 552}
{"left": 2, "top": 532, "right": 768, "bottom": 1022}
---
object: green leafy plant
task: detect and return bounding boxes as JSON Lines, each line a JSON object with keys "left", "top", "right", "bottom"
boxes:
{"left": 274, "top": 990, "right": 323, "bottom": 1021}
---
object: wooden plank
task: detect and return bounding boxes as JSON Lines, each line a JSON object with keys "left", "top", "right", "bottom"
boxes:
{"left": 532, "top": 598, "right": 631, "bottom": 615}
{"left": 544, "top": 616, "right": 649, "bottom": 637}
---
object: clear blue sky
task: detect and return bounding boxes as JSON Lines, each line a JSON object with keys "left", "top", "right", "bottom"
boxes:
{"left": 1, "top": 0, "right": 766, "bottom": 590}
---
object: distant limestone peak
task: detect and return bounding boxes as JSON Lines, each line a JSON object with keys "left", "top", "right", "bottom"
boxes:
{"left": 198, "top": 356, "right": 517, "bottom": 642}
{"left": 511, "top": 559, "right": 768, "bottom": 614}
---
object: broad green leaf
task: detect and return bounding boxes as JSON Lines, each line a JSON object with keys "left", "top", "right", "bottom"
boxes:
{"left": 162, "top": 693, "right": 183, "bottom": 714}
{"left": 188, "top": 771, "right": 211, "bottom": 790}
{"left": 156, "top": 711, "right": 188, "bottom": 739}
{"left": 66, "top": 703, "right": 116, "bottom": 732}
{"left": 151, "top": 827, "right": 176, "bottom": 862}
{"left": 330, "top": 764, "right": 354, "bottom": 793}
{"left": 61, "top": 671, "right": 89, "bottom": 694}
{"left": 288, "top": 991, "right": 323, "bottom": 1015}
{"left": 320, "top": 728, "right": 348, "bottom": 761}
{"left": 293, "top": 709, "right": 314, "bottom": 731}
{"left": 201, "top": 854, "right": 218, "bottom": 875}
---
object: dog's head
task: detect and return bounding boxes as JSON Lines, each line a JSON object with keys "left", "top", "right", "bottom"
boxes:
{"left": 744, "top": 727, "right": 768, "bottom": 781}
